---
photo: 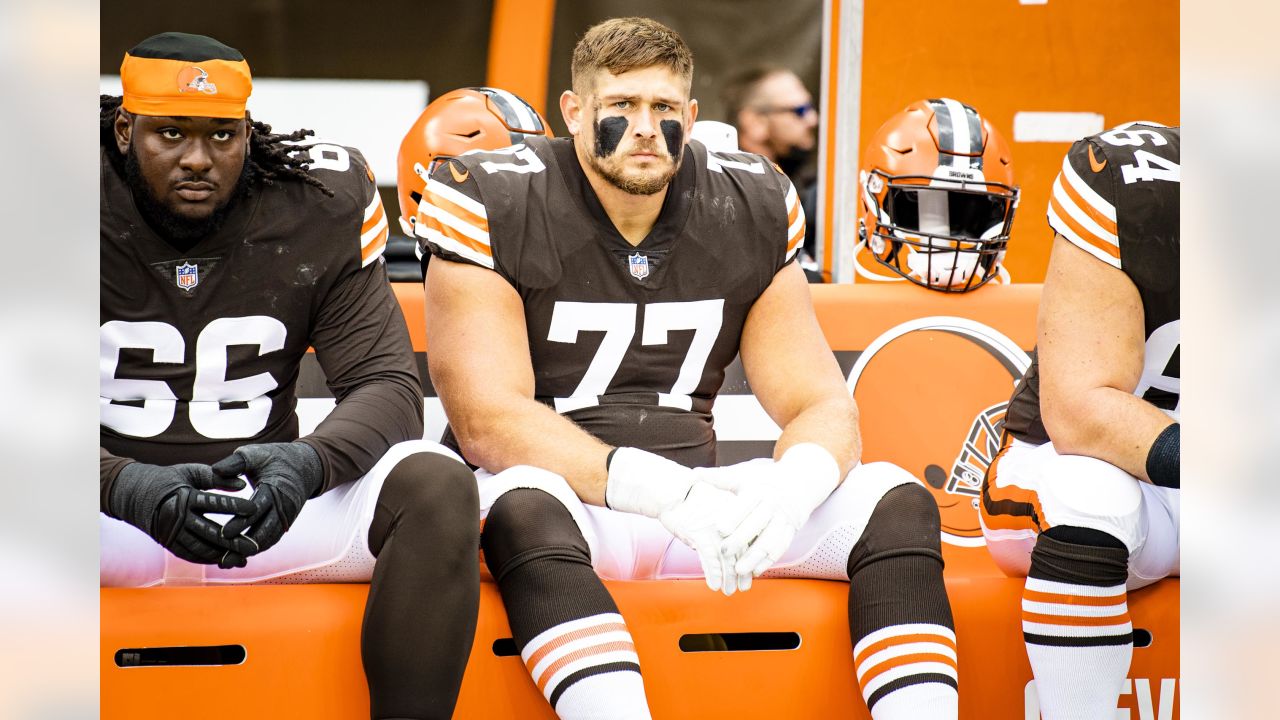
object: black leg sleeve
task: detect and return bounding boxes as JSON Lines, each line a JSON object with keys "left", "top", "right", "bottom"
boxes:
{"left": 481, "top": 489, "right": 636, "bottom": 710}
{"left": 361, "top": 452, "right": 480, "bottom": 720}
{"left": 847, "top": 483, "right": 953, "bottom": 638}
{"left": 480, "top": 488, "right": 617, "bottom": 647}
{"left": 847, "top": 483, "right": 957, "bottom": 709}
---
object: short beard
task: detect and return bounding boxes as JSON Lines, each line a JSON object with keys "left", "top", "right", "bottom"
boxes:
{"left": 588, "top": 151, "right": 679, "bottom": 196}
{"left": 774, "top": 144, "right": 815, "bottom": 180}
{"left": 125, "top": 144, "right": 248, "bottom": 251}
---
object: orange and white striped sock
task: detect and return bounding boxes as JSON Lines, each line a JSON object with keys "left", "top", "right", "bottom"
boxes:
{"left": 1022, "top": 528, "right": 1133, "bottom": 720}
{"left": 852, "top": 623, "right": 959, "bottom": 719}
{"left": 1022, "top": 577, "right": 1133, "bottom": 720}
{"left": 520, "top": 612, "right": 650, "bottom": 720}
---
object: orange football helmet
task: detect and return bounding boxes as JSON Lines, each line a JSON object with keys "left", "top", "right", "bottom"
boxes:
{"left": 396, "top": 87, "right": 550, "bottom": 235}
{"left": 858, "top": 98, "right": 1018, "bottom": 292}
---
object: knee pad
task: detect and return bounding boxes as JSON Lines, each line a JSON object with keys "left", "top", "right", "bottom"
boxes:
{"left": 369, "top": 452, "right": 478, "bottom": 557}
{"left": 847, "top": 482, "right": 943, "bottom": 578}
{"left": 481, "top": 488, "right": 592, "bottom": 582}
{"left": 1042, "top": 525, "right": 1126, "bottom": 550}
{"left": 1040, "top": 453, "right": 1144, "bottom": 552}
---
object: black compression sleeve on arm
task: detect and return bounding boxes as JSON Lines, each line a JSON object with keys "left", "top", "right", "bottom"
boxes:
{"left": 100, "top": 447, "right": 135, "bottom": 513}
{"left": 307, "top": 261, "right": 424, "bottom": 493}
{"left": 1145, "top": 423, "right": 1180, "bottom": 489}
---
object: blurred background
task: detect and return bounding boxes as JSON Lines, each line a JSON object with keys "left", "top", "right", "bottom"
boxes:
{"left": 98, "top": 0, "right": 1177, "bottom": 285}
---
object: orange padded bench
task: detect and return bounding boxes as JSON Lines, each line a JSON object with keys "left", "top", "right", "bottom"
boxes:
{"left": 101, "top": 579, "right": 1178, "bottom": 719}
{"left": 102, "top": 283, "right": 1180, "bottom": 718}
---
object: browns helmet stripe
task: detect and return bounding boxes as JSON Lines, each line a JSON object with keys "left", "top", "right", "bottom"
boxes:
{"left": 927, "top": 99, "right": 957, "bottom": 166}
{"left": 928, "top": 98, "right": 986, "bottom": 170}
{"left": 474, "top": 87, "right": 545, "bottom": 143}
{"left": 959, "top": 101, "right": 985, "bottom": 169}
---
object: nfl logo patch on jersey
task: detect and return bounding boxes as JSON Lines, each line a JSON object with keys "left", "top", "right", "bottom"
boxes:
{"left": 628, "top": 253, "right": 650, "bottom": 280}
{"left": 176, "top": 262, "right": 199, "bottom": 291}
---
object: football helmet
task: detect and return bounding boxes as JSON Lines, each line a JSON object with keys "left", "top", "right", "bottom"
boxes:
{"left": 858, "top": 98, "right": 1018, "bottom": 292}
{"left": 396, "top": 87, "right": 550, "bottom": 235}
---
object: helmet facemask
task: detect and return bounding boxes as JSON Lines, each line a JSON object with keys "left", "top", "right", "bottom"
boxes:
{"left": 863, "top": 169, "right": 1018, "bottom": 292}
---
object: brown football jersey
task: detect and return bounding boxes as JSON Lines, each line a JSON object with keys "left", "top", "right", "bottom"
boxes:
{"left": 1004, "top": 123, "right": 1180, "bottom": 445}
{"left": 417, "top": 136, "right": 804, "bottom": 467}
{"left": 100, "top": 142, "right": 421, "bottom": 496}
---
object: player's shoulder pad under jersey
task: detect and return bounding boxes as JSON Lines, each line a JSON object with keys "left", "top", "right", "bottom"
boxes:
{"left": 1047, "top": 122, "right": 1180, "bottom": 270}
{"left": 414, "top": 135, "right": 554, "bottom": 272}
{"left": 290, "top": 141, "right": 390, "bottom": 269}
{"left": 697, "top": 141, "right": 806, "bottom": 265}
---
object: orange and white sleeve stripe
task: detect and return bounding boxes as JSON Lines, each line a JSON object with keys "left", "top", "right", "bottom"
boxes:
{"left": 520, "top": 613, "right": 639, "bottom": 703}
{"left": 359, "top": 191, "right": 390, "bottom": 268}
{"left": 416, "top": 176, "right": 493, "bottom": 270}
{"left": 784, "top": 179, "right": 806, "bottom": 262}
{"left": 1046, "top": 151, "right": 1121, "bottom": 269}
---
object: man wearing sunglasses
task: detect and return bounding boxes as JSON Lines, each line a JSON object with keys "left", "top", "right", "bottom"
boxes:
{"left": 724, "top": 66, "right": 823, "bottom": 279}
{"left": 724, "top": 66, "right": 819, "bottom": 186}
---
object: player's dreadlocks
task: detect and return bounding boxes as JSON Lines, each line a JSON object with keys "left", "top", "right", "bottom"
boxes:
{"left": 100, "top": 94, "right": 333, "bottom": 197}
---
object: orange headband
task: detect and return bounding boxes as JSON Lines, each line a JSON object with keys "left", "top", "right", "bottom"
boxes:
{"left": 120, "top": 54, "right": 253, "bottom": 118}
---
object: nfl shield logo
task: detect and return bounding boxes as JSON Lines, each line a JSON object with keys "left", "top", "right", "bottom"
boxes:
{"left": 628, "top": 253, "right": 650, "bottom": 280}
{"left": 176, "top": 262, "right": 199, "bottom": 291}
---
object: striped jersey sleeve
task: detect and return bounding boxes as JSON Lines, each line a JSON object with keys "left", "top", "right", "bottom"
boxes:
{"left": 782, "top": 174, "right": 806, "bottom": 265}
{"left": 358, "top": 169, "right": 390, "bottom": 268}
{"left": 295, "top": 144, "right": 389, "bottom": 269}
{"left": 415, "top": 160, "right": 495, "bottom": 271}
{"left": 1046, "top": 138, "right": 1121, "bottom": 268}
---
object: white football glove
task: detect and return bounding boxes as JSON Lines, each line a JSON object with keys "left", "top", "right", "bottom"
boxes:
{"left": 605, "top": 447, "right": 748, "bottom": 596}
{"left": 697, "top": 444, "right": 841, "bottom": 587}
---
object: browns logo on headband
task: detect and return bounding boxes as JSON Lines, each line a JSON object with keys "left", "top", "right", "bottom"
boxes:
{"left": 120, "top": 32, "right": 252, "bottom": 119}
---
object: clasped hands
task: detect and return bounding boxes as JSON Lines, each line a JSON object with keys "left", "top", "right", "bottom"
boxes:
{"left": 108, "top": 442, "right": 323, "bottom": 569}
{"left": 605, "top": 445, "right": 840, "bottom": 597}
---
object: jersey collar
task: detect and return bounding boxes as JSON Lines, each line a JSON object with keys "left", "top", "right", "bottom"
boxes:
{"left": 552, "top": 137, "right": 696, "bottom": 252}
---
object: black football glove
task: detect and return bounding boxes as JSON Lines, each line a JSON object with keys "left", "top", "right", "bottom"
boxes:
{"left": 107, "top": 462, "right": 259, "bottom": 569}
{"left": 213, "top": 442, "right": 324, "bottom": 557}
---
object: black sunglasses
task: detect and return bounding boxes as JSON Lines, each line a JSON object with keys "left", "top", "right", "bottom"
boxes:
{"left": 757, "top": 102, "right": 816, "bottom": 119}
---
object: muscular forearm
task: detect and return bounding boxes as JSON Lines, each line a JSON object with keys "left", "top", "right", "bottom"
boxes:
{"left": 302, "top": 377, "right": 424, "bottom": 493}
{"left": 451, "top": 395, "right": 612, "bottom": 505}
{"left": 1044, "top": 387, "right": 1175, "bottom": 482}
{"left": 773, "top": 396, "right": 860, "bottom": 479}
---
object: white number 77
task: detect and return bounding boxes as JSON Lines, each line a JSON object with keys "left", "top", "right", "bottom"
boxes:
{"left": 548, "top": 300, "right": 725, "bottom": 413}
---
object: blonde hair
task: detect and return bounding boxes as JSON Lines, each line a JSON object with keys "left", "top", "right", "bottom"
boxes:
{"left": 571, "top": 17, "right": 694, "bottom": 95}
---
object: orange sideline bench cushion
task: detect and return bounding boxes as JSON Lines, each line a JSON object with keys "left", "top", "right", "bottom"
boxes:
{"left": 102, "top": 578, "right": 1178, "bottom": 719}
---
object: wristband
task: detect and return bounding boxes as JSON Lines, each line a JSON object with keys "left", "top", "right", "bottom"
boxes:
{"left": 604, "top": 447, "right": 692, "bottom": 517}
{"left": 1145, "top": 423, "right": 1179, "bottom": 489}
{"left": 776, "top": 443, "right": 842, "bottom": 507}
